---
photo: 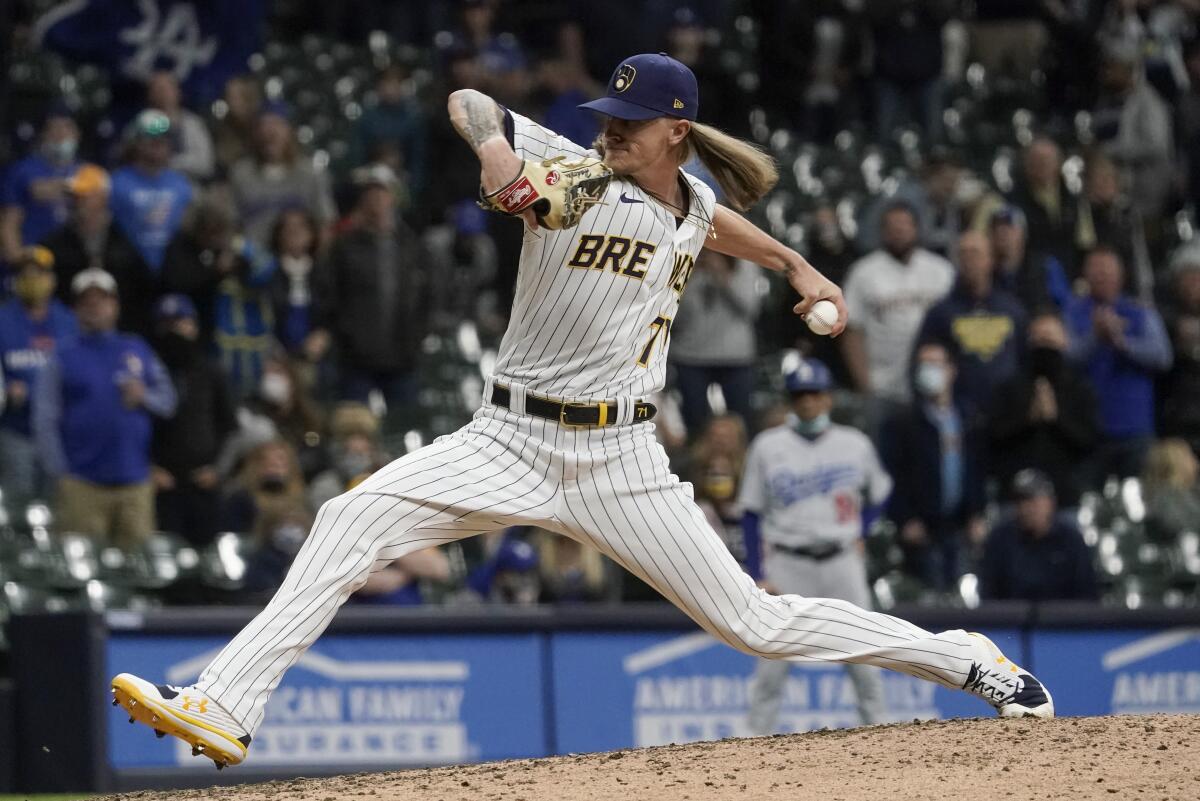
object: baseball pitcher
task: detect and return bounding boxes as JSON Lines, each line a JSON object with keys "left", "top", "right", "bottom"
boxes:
{"left": 112, "top": 53, "right": 1052, "bottom": 769}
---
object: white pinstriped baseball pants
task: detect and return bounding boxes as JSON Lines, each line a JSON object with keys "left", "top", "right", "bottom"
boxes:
{"left": 197, "top": 402, "right": 982, "bottom": 735}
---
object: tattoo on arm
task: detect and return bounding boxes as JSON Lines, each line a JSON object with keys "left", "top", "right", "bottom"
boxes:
{"left": 457, "top": 91, "right": 505, "bottom": 150}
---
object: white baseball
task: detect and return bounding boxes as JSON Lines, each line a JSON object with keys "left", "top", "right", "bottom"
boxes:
{"left": 805, "top": 299, "right": 839, "bottom": 336}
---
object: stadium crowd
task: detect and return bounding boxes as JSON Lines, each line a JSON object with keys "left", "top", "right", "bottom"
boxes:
{"left": 1, "top": 0, "right": 1200, "bottom": 611}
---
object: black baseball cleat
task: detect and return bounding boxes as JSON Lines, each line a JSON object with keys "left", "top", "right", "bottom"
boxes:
{"left": 963, "top": 633, "right": 1055, "bottom": 719}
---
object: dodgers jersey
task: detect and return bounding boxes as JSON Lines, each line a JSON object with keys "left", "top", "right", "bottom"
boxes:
{"left": 738, "top": 423, "right": 892, "bottom": 548}
{"left": 490, "top": 110, "right": 717, "bottom": 400}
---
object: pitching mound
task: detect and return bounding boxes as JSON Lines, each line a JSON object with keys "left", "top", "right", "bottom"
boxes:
{"left": 102, "top": 714, "right": 1199, "bottom": 801}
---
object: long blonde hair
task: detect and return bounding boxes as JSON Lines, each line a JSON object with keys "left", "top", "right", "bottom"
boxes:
{"left": 1143, "top": 438, "right": 1199, "bottom": 493}
{"left": 683, "top": 122, "right": 778, "bottom": 211}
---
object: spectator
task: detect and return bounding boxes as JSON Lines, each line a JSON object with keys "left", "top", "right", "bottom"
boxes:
{"left": 739, "top": 359, "right": 891, "bottom": 731}
{"left": 212, "top": 76, "right": 263, "bottom": 175}
{"left": 0, "top": 247, "right": 78, "bottom": 511}
{"left": 269, "top": 208, "right": 323, "bottom": 361}
{"left": 466, "top": 528, "right": 541, "bottom": 605}
{"left": 350, "top": 65, "right": 428, "bottom": 198}
{"left": 535, "top": 530, "right": 615, "bottom": 603}
{"left": 779, "top": 203, "right": 857, "bottom": 386}
{"left": 968, "top": 0, "right": 1052, "bottom": 79}
{"left": 867, "top": 0, "right": 955, "bottom": 144}
{"left": 41, "top": 164, "right": 156, "bottom": 337}
{"left": 162, "top": 196, "right": 277, "bottom": 399}
{"left": 238, "top": 350, "right": 326, "bottom": 478}
{"left": 110, "top": 110, "right": 194, "bottom": 274}
{"left": 990, "top": 205, "right": 1069, "bottom": 312}
{"left": 1074, "top": 153, "right": 1142, "bottom": 285}
{"left": 145, "top": 70, "right": 216, "bottom": 182}
{"left": 151, "top": 294, "right": 238, "bottom": 547}
{"left": 1065, "top": 246, "right": 1172, "bottom": 484}
{"left": 989, "top": 311, "right": 1100, "bottom": 509}
{"left": 354, "top": 547, "right": 451, "bottom": 606}
{"left": 457, "top": 0, "right": 530, "bottom": 107}
{"left": 1161, "top": 245, "right": 1200, "bottom": 454}
{"left": 307, "top": 403, "right": 384, "bottom": 511}
{"left": 228, "top": 102, "right": 336, "bottom": 251}
{"left": 1, "top": 105, "right": 81, "bottom": 261}
{"left": 242, "top": 504, "right": 312, "bottom": 598}
{"left": 916, "top": 230, "right": 1028, "bottom": 423}
{"left": 665, "top": 8, "right": 746, "bottom": 137}
{"left": 857, "top": 149, "right": 978, "bottom": 258}
{"left": 313, "top": 165, "right": 429, "bottom": 415}
{"left": 1008, "top": 136, "right": 1077, "bottom": 273}
{"left": 537, "top": 44, "right": 603, "bottom": 150}
{"left": 841, "top": 202, "right": 955, "bottom": 426}
{"left": 882, "top": 342, "right": 986, "bottom": 590}
{"left": 33, "top": 268, "right": 177, "bottom": 549}
{"left": 1142, "top": 438, "right": 1200, "bottom": 544}
{"left": 219, "top": 438, "right": 307, "bottom": 535}
{"left": 670, "top": 251, "right": 761, "bottom": 433}
{"left": 1093, "top": 40, "right": 1173, "bottom": 220}
{"left": 979, "top": 469, "right": 1099, "bottom": 602}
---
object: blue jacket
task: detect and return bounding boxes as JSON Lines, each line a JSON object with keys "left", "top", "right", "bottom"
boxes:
{"left": 917, "top": 283, "right": 1027, "bottom": 421}
{"left": 110, "top": 165, "right": 193, "bottom": 272}
{"left": 0, "top": 299, "right": 77, "bottom": 436}
{"left": 0, "top": 154, "right": 79, "bottom": 246}
{"left": 1064, "top": 296, "right": 1172, "bottom": 438}
{"left": 34, "top": 330, "right": 176, "bottom": 485}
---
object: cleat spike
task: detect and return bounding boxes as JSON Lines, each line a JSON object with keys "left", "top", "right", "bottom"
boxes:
{"left": 155, "top": 730, "right": 166, "bottom": 739}
{"left": 215, "top": 762, "right": 226, "bottom": 771}
{"left": 192, "top": 747, "right": 201, "bottom": 756}
{"left": 128, "top": 717, "right": 136, "bottom": 724}
{"left": 112, "top": 699, "right": 119, "bottom": 706}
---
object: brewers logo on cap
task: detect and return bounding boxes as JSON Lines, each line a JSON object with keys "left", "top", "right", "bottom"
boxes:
{"left": 613, "top": 64, "right": 636, "bottom": 92}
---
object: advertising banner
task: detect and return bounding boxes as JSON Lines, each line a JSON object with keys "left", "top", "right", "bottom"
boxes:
{"left": 1031, "top": 627, "right": 1200, "bottom": 716}
{"left": 106, "top": 633, "right": 548, "bottom": 768}
{"left": 551, "top": 629, "right": 1019, "bottom": 753}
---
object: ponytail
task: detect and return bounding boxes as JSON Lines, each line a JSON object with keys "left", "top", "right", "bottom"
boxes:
{"left": 684, "top": 122, "right": 778, "bottom": 211}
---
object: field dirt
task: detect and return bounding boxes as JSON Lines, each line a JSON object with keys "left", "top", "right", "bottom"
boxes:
{"left": 99, "top": 713, "right": 1200, "bottom": 801}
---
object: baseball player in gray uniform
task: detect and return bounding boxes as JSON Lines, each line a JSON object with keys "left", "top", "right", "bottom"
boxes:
{"left": 111, "top": 53, "right": 1052, "bottom": 770}
{"left": 741, "top": 359, "right": 889, "bottom": 733}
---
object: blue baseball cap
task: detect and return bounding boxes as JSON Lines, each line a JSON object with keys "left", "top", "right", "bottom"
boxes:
{"left": 785, "top": 359, "right": 833, "bottom": 394}
{"left": 578, "top": 53, "right": 698, "bottom": 121}
{"left": 155, "top": 293, "right": 197, "bottom": 322}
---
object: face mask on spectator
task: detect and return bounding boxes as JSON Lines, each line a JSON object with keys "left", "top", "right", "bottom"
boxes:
{"left": 789, "top": 412, "right": 831, "bottom": 437}
{"left": 44, "top": 138, "right": 78, "bottom": 164}
{"left": 336, "top": 451, "right": 372, "bottom": 480}
{"left": 258, "top": 475, "right": 287, "bottom": 494}
{"left": 260, "top": 372, "right": 292, "bottom": 406}
{"left": 14, "top": 272, "right": 55, "bottom": 305}
{"left": 1029, "top": 346, "right": 1063, "bottom": 377}
{"left": 915, "top": 363, "right": 948, "bottom": 397}
{"left": 702, "top": 470, "right": 736, "bottom": 501}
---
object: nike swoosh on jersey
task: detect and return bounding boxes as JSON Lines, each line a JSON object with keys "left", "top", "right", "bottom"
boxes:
{"left": 619, "top": 192, "right": 644, "bottom": 204}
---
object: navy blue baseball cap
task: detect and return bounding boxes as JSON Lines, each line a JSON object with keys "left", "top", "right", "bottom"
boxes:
{"left": 578, "top": 53, "right": 698, "bottom": 121}
{"left": 155, "top": 293, "right": 197, "bottom": 322}
{"left": 785, "top": 359, "right": 833, "bottom": 394}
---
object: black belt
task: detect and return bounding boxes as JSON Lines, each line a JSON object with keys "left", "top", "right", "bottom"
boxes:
{"left": 773, "top": 542, "right": 846, "bottom": 561}
{"left": 491, "top": 384, "right": 656, "bottom": 427}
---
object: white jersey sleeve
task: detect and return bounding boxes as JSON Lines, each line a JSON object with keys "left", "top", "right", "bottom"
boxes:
{"left": 505, "top": 109, "right": 594, "bottom": 162}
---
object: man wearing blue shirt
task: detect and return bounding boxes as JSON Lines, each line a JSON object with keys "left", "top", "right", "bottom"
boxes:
{"left": 0, "top": 246, "right": 78, "bottom": 511}
{"left": 34, "top": 267, "right": 176, "bottom": 549}
{"left": 1064, "top": 246, "right": 1173, "bottom": 484}
{"left": 0, "top": 106, "right": 81, "bottom": 261}
{"left": 110, "top": 110, "right": 193, "bottom": 274}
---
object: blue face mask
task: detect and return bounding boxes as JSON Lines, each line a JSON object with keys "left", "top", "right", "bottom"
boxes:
{"left": 790, "top": 412, "right": 831, "bottom": 436}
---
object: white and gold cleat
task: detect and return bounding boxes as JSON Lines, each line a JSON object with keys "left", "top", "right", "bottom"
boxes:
{"left": 111, "top": 673, "right": 251, "bottom": 769}
{"left": 963, "top": 633, "right": 1055, "bottom": 719}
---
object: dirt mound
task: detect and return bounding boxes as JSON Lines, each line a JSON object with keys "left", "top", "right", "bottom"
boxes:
{"left": 101, "top": 714, "right": 1199, "bottom": 801}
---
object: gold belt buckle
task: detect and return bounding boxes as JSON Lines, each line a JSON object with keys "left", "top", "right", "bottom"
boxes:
{"left": 560, "top": 401, "right": 609, "bottom": 427}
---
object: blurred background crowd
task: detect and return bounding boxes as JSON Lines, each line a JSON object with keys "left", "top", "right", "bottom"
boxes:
{"left": 1, "top": 0, "right": 1200, "bottom": 633}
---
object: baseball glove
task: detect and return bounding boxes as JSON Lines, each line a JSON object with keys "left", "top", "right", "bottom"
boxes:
{"left": 479, "top": 155, "right": 612, "bottom": 229}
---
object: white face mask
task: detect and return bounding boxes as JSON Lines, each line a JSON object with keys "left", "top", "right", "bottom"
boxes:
{"left": 915, "top": 362, "right": 949, "bottom": 397}
{"left": 259, "top": 372, "right": 292, "bottom": 405}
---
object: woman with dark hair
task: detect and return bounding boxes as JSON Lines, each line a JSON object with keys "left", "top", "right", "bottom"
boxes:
{"left": 269, "top": 207, "right": 324, "bottom": 359}
{"left": 228, "top": 102, "right": 336, "bottom": 251}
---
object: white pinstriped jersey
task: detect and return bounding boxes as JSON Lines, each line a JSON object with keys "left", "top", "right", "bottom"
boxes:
{"left": 490, "top": 110, "right": 717, "bottom": 400}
